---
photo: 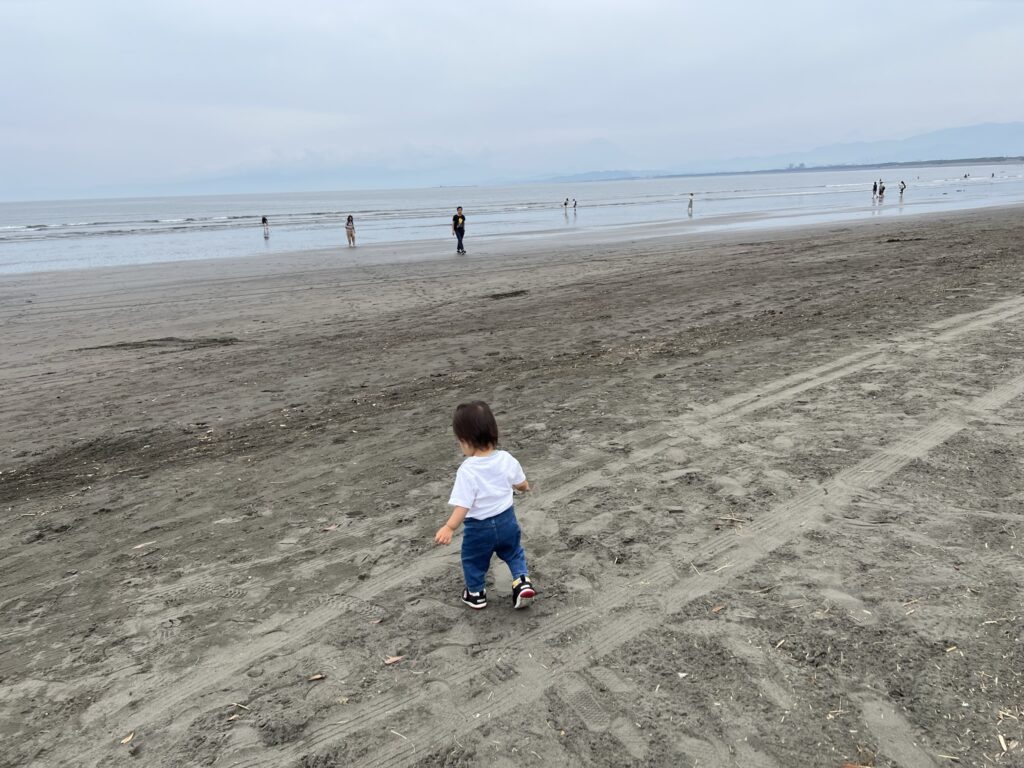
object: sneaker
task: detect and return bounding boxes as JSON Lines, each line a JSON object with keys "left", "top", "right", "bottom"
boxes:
{"left": 511, "top": 576, "right": 536, "bottom": 609}
{"left": 462, "top": 588, "right": 487, "bottom": 609}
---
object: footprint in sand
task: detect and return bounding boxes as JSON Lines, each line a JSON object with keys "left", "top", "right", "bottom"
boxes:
{"left": 711, "top": 474, "right": 747, "bottom": 497}
{"left": 818, "top": 587, "right": 880, "bottom": 626}
{"left": 772, "top": 434, "right": 795, "bottom": 450}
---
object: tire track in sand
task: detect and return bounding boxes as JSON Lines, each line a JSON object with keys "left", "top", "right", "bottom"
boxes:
{"left": 308, "top": 371, "right": 1024, "bottom": 768}
{"left": 219, "top": 377, "right": 1024, "bottom": 763}
{"left": 71, "top": 295, "right": 1024, "bottom": 767}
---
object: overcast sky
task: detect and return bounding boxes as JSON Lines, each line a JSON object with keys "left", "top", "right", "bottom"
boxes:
{"left": 3, "top": 0, "right": 1023, "bottom": 199}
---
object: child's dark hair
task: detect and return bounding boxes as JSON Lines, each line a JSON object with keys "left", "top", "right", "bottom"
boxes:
{"left": 453, "top": 401, "right": 499, "bottom": 450}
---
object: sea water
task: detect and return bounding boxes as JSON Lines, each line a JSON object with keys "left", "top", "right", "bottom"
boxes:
{"left": 1, "top": 162, "right": 1023, "bottom": 274}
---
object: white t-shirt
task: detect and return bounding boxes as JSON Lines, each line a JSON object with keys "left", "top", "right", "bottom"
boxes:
{"left": 448, "top": 450, "right": 526, "bottom": 520}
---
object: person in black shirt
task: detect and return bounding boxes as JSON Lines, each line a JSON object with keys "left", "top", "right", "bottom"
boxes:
{"left": 452, "top": 206, "right": 466, "bottom": 254}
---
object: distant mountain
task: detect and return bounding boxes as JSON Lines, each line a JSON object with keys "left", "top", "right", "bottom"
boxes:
{"left": 40, "top": 122, "right": 1024, "bottom": 201}
{"left": 533, "top": 122, "right": 1024, "bottom": 183}
{"left": 707, "top": 121, "right": 1024, "bottom": 173}
{"left": 543, "top": 169, "right": 671, "bottom": 183}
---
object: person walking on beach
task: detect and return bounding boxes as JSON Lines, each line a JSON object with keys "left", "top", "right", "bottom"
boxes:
{"left": 345, "top": 215, "right": 356, "bottom": 247}
{"left": 688, "top": 192, "right": 694, "bottom": 216}
{"left": 261, "top": 215, "right": 269, "bottom": 239}
{"left": 434, "top": 401, "right": 537, "bottom": 610}
{"left": 452, "top": 206, "right": 466, "bottom": 254}
{"left": 878, "top": 182, "right": 885, "bottom": 201}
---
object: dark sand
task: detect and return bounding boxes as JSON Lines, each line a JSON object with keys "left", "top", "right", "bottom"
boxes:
{"left": 2, "top": 208, "right": 1023, "bottom": 767}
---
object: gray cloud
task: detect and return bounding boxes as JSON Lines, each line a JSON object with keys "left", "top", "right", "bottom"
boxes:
{"left": 3, "top": 0, "right": 1023, "bottom": 198}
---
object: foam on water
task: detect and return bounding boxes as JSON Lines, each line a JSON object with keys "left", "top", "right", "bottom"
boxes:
{"left": 1, "top": 162, "right": 1023, "bottom": 274}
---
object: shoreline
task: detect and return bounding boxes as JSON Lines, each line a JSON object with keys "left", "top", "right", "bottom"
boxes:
{"left": 3, "top": 205, "right": 1024, "bottom": 766}
{"left": 3, "top": 162, "right": 1024, "bottom": 276}
{"left": 5, "top": 199, "right": 1024, "bottom": 286}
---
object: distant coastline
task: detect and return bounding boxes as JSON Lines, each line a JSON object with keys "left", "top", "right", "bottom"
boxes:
{"left": 545, "top": 155, "right": 1024, "bottom": 185}
{"left": 665, "top": 155, "right": 1024, "bottom": 179}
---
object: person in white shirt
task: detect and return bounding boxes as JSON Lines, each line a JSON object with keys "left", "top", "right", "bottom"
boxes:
{"left": 434, "top": 401, "right": 537, "bottom": 609}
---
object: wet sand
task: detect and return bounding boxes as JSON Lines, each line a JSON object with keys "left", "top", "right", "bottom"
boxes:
{"left": 2, "top": 207, "right": 1023, "bottom": 767}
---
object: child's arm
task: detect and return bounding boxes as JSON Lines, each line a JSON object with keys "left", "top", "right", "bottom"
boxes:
{"left": 435, "top": 506, "right": 469, "bottom": 545}
{"left": 513, "top": 480, "right": 530, "bottom": 493}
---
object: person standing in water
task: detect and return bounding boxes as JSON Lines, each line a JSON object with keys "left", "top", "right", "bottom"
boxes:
{"left": 687, "top": 193, "right": 694, "bottom": 216}
{"left": 872, "top": 181, "right": 878, "bottom": 199}
{"left": 899, "top": 180, "right": 906, "bottom": 198}
{"left": 345, "top": 215, "right": 356, "bottom": 247}
{"left": 261, "top": 215, "right": 269, "bottom": 239}
{"left": 452, "top": 206, "right": 466, "bottom": 254}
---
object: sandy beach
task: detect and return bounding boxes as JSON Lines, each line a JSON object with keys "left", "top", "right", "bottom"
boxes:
{"left": 2, "top": 207, "right": 1023, "bottom": 767}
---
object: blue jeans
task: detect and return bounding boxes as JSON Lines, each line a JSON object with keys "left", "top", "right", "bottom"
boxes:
{"left": 461, "top": 506, "right": 528, "bottom": 593}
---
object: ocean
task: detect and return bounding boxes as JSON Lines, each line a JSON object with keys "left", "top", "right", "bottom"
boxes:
{"left": 2, "top": 162, "right": 1023, "bottom": 275}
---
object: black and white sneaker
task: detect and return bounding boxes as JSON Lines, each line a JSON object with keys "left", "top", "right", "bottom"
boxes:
{"left": 511, "top": 577, "right": 536, "bottom": 609}
{"left": 462, "top": 589, "right": 487, "bottom": 609}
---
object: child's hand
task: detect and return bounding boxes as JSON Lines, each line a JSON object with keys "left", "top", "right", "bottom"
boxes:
{"left": 434, "top": 525, "right": 453, "bottom": 545}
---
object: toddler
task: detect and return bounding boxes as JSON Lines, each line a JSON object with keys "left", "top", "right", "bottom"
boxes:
{"left": 434, "top": 401, "right": 537, "bottom": 609}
